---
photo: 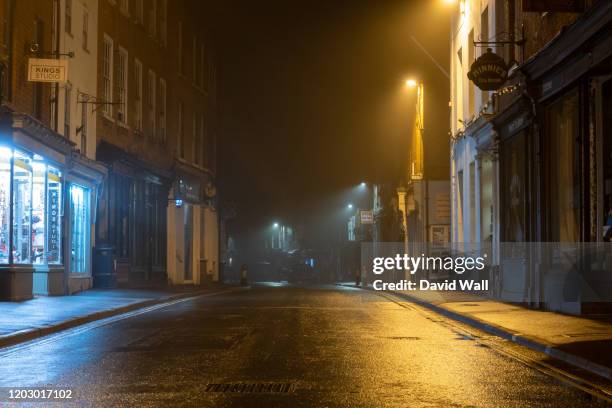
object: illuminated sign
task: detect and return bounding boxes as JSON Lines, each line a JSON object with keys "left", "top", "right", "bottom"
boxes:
{"left": 360, "top": 210, "right": 373, "bottom": 224}
{"left": 467, "top": 48, "right": 508, "bottom": 91}
{"left": 27, "top": 58, "right": 68, "bottom": 83}
{"left": 47, "top": 188, "right": 60, "bottom": 263}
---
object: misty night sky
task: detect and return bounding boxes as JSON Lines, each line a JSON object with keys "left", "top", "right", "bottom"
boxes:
{"left": 209, "top": 0, "right": 451, "bottom": 245}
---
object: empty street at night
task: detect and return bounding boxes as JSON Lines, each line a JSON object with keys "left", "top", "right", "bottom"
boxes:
{"left": 0, "top": 284, "right": 608, "bottom": 407}
{"left": 2, "top": 0, "right": 612, "bottom": 406}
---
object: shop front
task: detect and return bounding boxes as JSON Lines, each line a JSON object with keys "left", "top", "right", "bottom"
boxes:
{"left": 490, "top": 1, "right": 612, "bottom": 313}
{"left": 95, "top": 142, "right": 170, "bottom": 286}
{"left": 167, "top": 166, "right": 218, "bottom": 285}
{"left": 65, "top": 154, "right": 106, "bottom": 294}
{"left": 0, "top": 109, "right": 71, "bottom": 300}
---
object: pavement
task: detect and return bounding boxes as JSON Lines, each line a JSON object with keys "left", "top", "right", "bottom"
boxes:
{"left": 0, "top": 284, "right": 228, "bottom": 348}
{"left": 0, "top": 283, "right": 608, "bottom": 407}
{"left": 340, "top": 282, "right": 612, "bottom": 381}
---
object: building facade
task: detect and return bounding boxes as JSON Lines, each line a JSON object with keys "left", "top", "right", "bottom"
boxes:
{"left": 0, "top": 0, "right": 104, "bottom": 300}
{"left": 451, "top": 0, "right": 610, "bottom": 314}
{"left": 95, "top": 0, "right": 219, "bottom": 287}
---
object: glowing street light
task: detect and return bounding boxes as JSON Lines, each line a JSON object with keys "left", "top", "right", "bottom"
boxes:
{"left": 347, "top": 203, "right": 353, "bottom": 210}
{"left": 273, "top": 222, "right": 279, "bottom": 228}
{"left": 360, "top": 182, "right": 367, "bottom": 187}
{"left": 405, "top": 79, "right": 418, "bottom": 88}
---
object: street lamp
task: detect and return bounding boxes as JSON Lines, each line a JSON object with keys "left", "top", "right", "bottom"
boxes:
{"left": 273, "top": 222, "right": 279, "bottom": 228}
{"left": 347, "top": 203, "right": 353, "bottom": 210}
{"left": 360, "top": 182, "right": 367, "bottom": 187}
{"left": 405, "top": 79, "right": 418, "bottom": 88}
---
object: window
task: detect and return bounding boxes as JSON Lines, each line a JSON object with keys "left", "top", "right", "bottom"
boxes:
{"left": 70, "top": 184, "right": 90, "bottom": 273}
{"left": 33, "top": 19, "right": 44, "bottom": 118}
{"left": 134, "top": 59, "right": 143, "bottom": 131}
{"left": 120, "top": 0, "right": 128, "bottom": 15}
{"left": 192, "top": 113, "right": 197, "bottom": 163}
{"left": 0, "top": 148, "right": 10, "bottom": 263}
{"left": 468, "top": 29, "right": 475, "bottom": 118}
{"left": 457, "top": 170, "right": 464, "bottom": 240}
{"left": 192, "top": 36, "right": 197, "bottom": 85}
{"left": 159, "top": 0, "right": 167, "bottom": 46}
{"left": 134, "top": 0, "right": 143, "bottom": 24}
{"left": 501, "top": 132, "right": 527, "bottom": 242}
{"left": 210, "top": 63, "right": 217, "bottom": 104}
{"left": 82, "top": 9, "right": 88, "bottom": 50}
{"left": 200, "top": 43, "right": 206, "bottom": 89}
{"left": 32, "top": 159, "right": 45, "bottom": 264}
{"left": 178, "top": 102, "right": 183, "bottom": 158}
{"left": 117, "top": 47, "right": 128, "bottom": 123}
{"left": 469, "top": 161, "right": 476, "bottom": 243}
{"left": 65, "top": 0, "right": 72, "bottom": 34}
{"left": 1, "top": 0, "right": 14, "bottom": 102}
{"left": 148, "top": 0, "right": 157, "bottom": 38}
{"left": 13, "top": 151, "right": 32, "bottom": 264}
{"left": 480, "top": 158, "right": 494, "bottom": 242}
{"left": 102, "top": 35, "right": 113, "bottom": 116}
{"left": 159, "top": 78, "right": 166, "bottom": 141}
{"left": 199, "top": 112, "right": 206, "bottom": 166}
{"left": 147, "top": 70, "right": 156, "bottom": 138}
{"left": 64, "top": 85, "right": 71, "bottom": 138}
{"left": 480, "top": 7, "right": 489, "bottom": 106}
{"left": 80, "top": 102, "right": 88, "bottom": 156}
{"left": 178, "top": 21, "right": 183, "bottom": 75}
{"left": 0, "top": 150, "right": 63, "bottom": 265}
{"left": 546, "top": 89, "right": 581, "bottom": 242}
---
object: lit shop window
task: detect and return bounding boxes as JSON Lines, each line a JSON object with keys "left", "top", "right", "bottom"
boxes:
{"left": 13, "top": 151, "right": 32, "bottom": 264}
{"left": 32, "top": 158, "right": 46, "bottom": 263}
{"left": 47, "top": 166, "right": 62, "bottom": 264}
{"left": 70, "top": 184, "right": 89, "bottom": 273}
{"left": 0, "top": 148, "right": 11, "bottom": 263}
{"left": 0, "top": 149, "right": 63, "bottom": 265}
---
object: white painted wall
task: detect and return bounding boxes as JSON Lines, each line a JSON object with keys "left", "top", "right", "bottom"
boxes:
{"left": 203, "top": 207, "right": 219, "bottom": 282}
{"left": 450, "top": 0, "right": 500, "bottom": 244}
{"left": 58, "top": 0, "right": 98, "bottom": 160}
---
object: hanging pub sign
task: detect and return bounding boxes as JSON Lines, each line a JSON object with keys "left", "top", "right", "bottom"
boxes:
{"left": 522, "top": 0, "right": 585, "bottom": 13}
{"left": 467, "top": 48, "right": 508, "bottom": 91}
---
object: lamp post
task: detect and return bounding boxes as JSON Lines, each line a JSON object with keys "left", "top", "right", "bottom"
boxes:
{"left": 405, "top": 79, "right": 428, "bottom": 246}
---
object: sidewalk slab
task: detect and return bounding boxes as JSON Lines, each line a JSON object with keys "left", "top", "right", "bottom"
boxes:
{"left": 0, "top": 285, "right": 229, "bottom": 348}
{"left": 393, "top": 289, "right": 612, "bottom": 380}
{"left": 338, "top": 283, "right": 612, "bottom": 380}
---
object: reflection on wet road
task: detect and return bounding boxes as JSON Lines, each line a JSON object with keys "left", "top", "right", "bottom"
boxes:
{"left": 0, "top": 284, "right": 606, "bottom": 407}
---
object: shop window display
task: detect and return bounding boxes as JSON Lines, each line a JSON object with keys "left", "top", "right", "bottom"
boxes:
{"left": 0, "top": 148, "right": 64, "bottom": 265}
{"left": 70, "top": 184, "right": 89, "bottom": 273}
{"left": 0, "top": 148, "right": 10, "bottom": 263}
{"left": 12, "top": 151, "right": 32, "bottom": 264}
{"left": 32, "top": 159, "right": 45, "bottom": 263}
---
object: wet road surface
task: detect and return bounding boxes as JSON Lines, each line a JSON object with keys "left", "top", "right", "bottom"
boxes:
{"left": 0, "top": 284, "right": 608, "bottom": 407}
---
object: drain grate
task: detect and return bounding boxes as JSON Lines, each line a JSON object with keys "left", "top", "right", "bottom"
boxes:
{"left": 205, "top": 383, "right": 295, "bottom": 393}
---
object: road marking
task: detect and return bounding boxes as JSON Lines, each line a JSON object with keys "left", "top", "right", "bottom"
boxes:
{"left": 373, "top": 291, "right": 612, "bottom": 404}
{"left": 0, "top": 288, "right": 242, "bottom": 359}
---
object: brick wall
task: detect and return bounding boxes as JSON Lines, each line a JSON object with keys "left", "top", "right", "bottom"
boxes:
{"left": 96, "top": 0, "right": 217, "bottom": 174}
{"left": 518, "top": 0, "right": 599, "bottom": 62}
{"left": 0, "top": 0, "right": 54, "bottom": 127}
